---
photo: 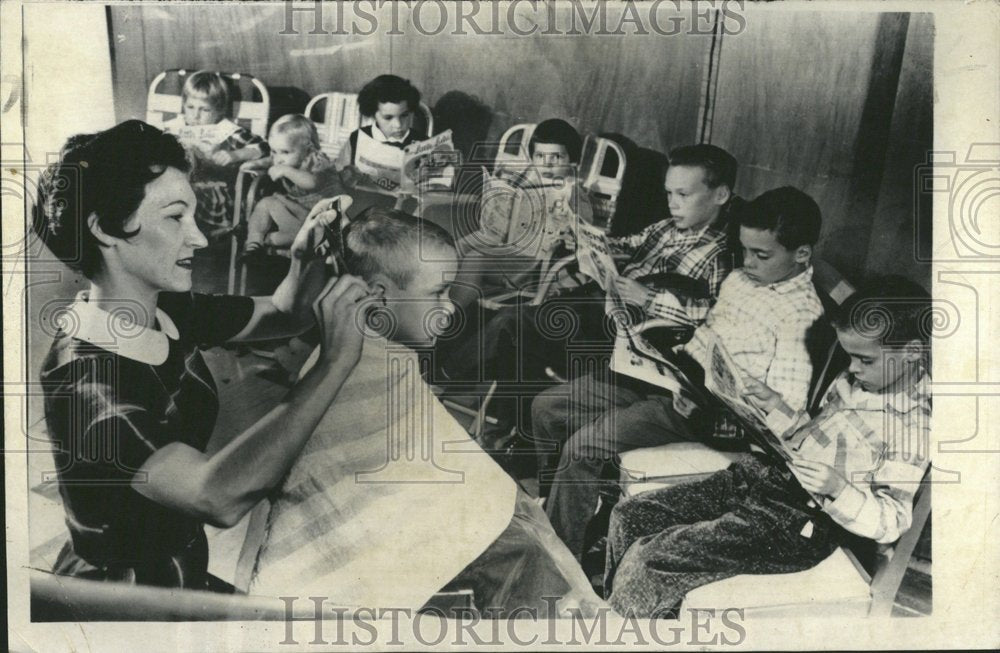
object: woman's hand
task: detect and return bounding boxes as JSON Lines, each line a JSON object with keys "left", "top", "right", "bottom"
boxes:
{"left": 313, "top": 274, "right": 370, "bottom": 368}
{"left": 288, "top": 195, "right": 354, "bottom": 262}
{"left": 741, "top": 376, "right": 788, "bottom": 414}
{"left": 790, "top": 459, "right": 848, "bottom": 498}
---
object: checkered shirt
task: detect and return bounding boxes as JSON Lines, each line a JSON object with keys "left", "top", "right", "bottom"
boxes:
{"left": 766, "top": 371, "right": 931, "bottom": 543}
{"left": 609, "top": 217, "right": 733, "bottom": 327}
{"left": 682, "top": 267, "right": 824, "bottom": 412}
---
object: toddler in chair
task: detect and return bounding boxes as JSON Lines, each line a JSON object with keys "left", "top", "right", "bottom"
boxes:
{"left": 240, "top": 114, "right": 344, "bottom": 260}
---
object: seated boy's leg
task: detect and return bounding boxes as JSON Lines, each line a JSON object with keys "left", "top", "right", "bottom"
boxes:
{"left": 604, "top": 465, "right": 741, "bottom": 594}
{"left": 607, "top": 456, "right": 842, "bottom": 618}
{"left": 544, "top": 392, "right": 697, "bottom": 558}
{"left": 531, "top": 371, "right": 645, "bottom": 493}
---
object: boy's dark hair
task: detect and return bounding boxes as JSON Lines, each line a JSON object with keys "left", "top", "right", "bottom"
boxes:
{"left": 737, "top": 186, "right": 822, "bottom": 250}
{"left": 358, "top": 75, "right": 421, "bottom": 117}
{"left": 343, "top": 207, "right": 455, "bottom": 289}
{"left": 528, "top": 118, "right": 582, "bottom": 163}
{"left": 832, "top": 276, "right": 932, "bottom": 347}
{"left": 31, "top": 120, "right": 190, "bottom": 279}
{"left": 667, "top": 144, "right": 738, "bottom": 190}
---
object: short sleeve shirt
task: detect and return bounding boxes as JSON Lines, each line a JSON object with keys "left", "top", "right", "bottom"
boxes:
{"left": 40, "top": 291, "right": 254, "bottom": 588}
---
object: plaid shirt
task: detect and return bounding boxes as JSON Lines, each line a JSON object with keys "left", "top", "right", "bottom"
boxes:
{"left": 608, "top": 217, "right": 733, "bottom": 327}
{"left": 766, "top": 371, "right": 931, "bottom": 543}
{"left": 682, "top": 267, "right": 824, "bottom": 412}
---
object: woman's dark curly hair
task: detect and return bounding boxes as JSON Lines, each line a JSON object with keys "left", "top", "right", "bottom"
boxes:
{"left": 357, "top": 74, "right": 421, "bottom": 117}
{"left": 31, "top": 120, "right": 190, "bottom": 278}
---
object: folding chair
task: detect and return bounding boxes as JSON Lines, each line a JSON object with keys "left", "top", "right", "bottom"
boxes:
{"left": 146, "top": 69, "right": 270, "bottom": 138}
{"left": 579, "top": 135, "right": 627, "bottom": 232}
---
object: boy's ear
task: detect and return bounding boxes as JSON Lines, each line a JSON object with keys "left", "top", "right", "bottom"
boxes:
{"left": 712, "top": 185, "right": 732, "bottom": 206}
{"left": 367, "top": 275, "right": 391, "bottom": 302}
{"left": 86, "top": 213, "right": 115, "bottom": 248}
{"left": 902, "top": 339, "right": 926, "bottom": 363}
{"left": 793, "top": 243, "right": 812, "bottom": 265}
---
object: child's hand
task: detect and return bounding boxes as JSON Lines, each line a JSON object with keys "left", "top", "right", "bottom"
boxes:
{"left": 339, "top": 165, "right": 363, "bottom": 189}
{"left": 614, "top": 276, "right": 653, "bottom": 308}
{"left": 672, "top": 392, "right": 699, "bottom": 418}
{"left": 790, "top": 459, "right": 848, "bottom": 497}
{"left": 741, "top": 376, "right": 787, "bottom": 414}
{"left": 211, "top": 151, "right": 236, "bottom": 167}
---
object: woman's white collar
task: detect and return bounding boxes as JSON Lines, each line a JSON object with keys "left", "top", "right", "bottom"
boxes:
{"left": 64, "top": 291, "right": 178, "bottom": 366}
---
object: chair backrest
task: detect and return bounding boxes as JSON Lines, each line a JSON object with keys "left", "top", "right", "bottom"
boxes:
{"left": 146, "top": 69, "right": 270, "bottom": 138}
{"left": 305, "top": 92, "right": 362, "bottom": 159}
{"left": 494, "top": 123, "right": 536, "bottom": 172}
{"left": 306, "top": 92, "right": 435, "bottom": 159}
{"left": 579, "top": 135, "right": 627, "bottom": 232}
{"left": 806, "top": 264, "right": 856, "bottom": 413}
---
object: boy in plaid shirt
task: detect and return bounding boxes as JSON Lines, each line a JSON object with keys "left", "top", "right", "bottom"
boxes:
{"left": 533, "top": 187, "right": 825, "bottom": 558}
{"left": 605, "top": 276, "right": 931, "bottom": 617}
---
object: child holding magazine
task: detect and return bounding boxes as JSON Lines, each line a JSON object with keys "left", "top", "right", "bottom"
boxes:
{"left": 162, "top": 70, "right": 268, "bottom": 234}
{"left": 604, "top": 276, "right": 931, "bottom": 617}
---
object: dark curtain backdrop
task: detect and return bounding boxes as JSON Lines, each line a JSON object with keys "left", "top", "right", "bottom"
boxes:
{"left": 107, "top": 3, "right": 932, "bottom": 287}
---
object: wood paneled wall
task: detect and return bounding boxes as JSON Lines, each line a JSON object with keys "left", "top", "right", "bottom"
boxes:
{"left": 107, "top": 4, "right": 932, "bottom": 287}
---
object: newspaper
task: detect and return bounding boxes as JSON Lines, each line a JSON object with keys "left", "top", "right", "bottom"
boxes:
{"left": 354, "top": 129, "right": 457, "bottom": 193}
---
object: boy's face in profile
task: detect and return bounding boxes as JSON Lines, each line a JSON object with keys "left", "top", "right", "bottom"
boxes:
{"left": 382, "top": 243, "right": 458, "bottom": 346}
{"left": 531, "top": 142, "right": 573, "bottom": 179}
{"left": 183, "top": 93, "right": 225, "bottom": 126}
{"left": 739, "top": 226, "right": 809, "bottom": 287}
{"left": 373, "top": 101, "right": 414, "bottom": 141}
{"left": 836, "top": 328, "right": 921, "bottom": 393}
{"left": 665, "top": 165, "right": 729, "bottom": 230}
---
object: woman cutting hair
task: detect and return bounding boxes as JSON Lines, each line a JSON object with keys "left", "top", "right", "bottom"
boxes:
{"left": 32, "top": 120, "right": 368, "bottom": 591}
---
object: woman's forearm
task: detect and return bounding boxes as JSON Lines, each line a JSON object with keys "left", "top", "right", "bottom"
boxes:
{"left": 201, "top": 355, "right": 356, "bottom": 524}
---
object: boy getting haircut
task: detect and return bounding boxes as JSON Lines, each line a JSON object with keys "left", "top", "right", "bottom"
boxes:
{"left": 604, "top": 275, "right": 931, "bottom": 617}
{"left": 246, "top": 208, "right": 605, "bottom": 616}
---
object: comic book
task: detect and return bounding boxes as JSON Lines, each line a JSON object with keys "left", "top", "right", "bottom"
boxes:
{"left": 478, "top": 170, "right": 580, "bottom": 259}
{"left": 354, "top": 129, "right": 457, "bottom": 193}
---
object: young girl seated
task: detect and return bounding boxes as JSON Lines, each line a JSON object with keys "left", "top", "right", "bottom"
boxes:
{"left": 162, "top": 70, "right": 268, "bottom": 234}
{"left": 334, "top": 74, "right": 427, "bottom": 186}
{"left": 240, "top": 114, "right": 344, "bottom": 259}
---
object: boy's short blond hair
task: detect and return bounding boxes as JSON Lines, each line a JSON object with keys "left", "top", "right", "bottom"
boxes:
{"left": 344, "top": 207, "right": 455, "bottom": 289}
{"left": 269, "top": 114, "right": 321, "bottom": 152}
{"left": 182, "top": 70, "right": 231, "bottom": 114}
